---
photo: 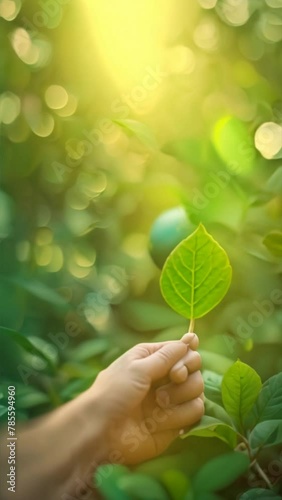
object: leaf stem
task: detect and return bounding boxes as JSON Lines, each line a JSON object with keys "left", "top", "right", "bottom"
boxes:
{"left": 252, "top": 460, "right": 273, "bottom": 490}
{"left": 188, "top": 318, "right": 195, "bottom": 333}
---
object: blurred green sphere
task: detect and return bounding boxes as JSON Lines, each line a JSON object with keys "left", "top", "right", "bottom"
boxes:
{"left": 149, "top": 206, "right": 194, "bottom": 269}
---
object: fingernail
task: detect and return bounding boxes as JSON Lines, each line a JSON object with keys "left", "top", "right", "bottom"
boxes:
{"left": 181, "top": 333, "right": 196, "bottom": 344}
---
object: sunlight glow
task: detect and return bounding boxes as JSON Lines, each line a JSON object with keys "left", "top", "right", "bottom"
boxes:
{"left": 89, "top": 0, "right": 174, "bottom": 90}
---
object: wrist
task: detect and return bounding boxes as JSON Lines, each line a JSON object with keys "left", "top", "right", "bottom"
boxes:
{"left": 56, "top": 390, "right": 110, "bottom": 495}
{"left": 13, "top": 391, "right": 109, "bottom": 500}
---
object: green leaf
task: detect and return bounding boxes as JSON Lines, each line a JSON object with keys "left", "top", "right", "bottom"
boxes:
{"left": 120, "top": 301, "right": 184, "bottom": 332}
{"left": 212, "top": 116, "right": 256, "bottom": 174}
{"left": 247, "top": 373, "right": 282, "bottom": 428}
{"left": 0, "top": 327, "right": 54, "bottom": 370}
{"left": 203, "top": 371, "right": 224, "bottom": 406}
{"left": 161, "top": 470, "right": 190, "bottom": 500}
{"left": 200, "top": 350, "right": 234, "bottom": 375}
{"left": 16, "top": 391, "right": 50, "bottom": 409}
{"left": 239, "top": 488, "right": 282, "bottom": 499}
{"left": 60, "top": 377, "right": 95, "bottom": 401}
{"left": 118, "top": 474, "right": 170, "bottom": 500}
{"left": 0, "top": 405, "right": 7, "bottom": 417}
{"left": 113, "top": 119, "right": 158, "bottom": 150}
{"left": 160, "top": 224, "right": 232, "bottom": 320}
{"left": 95, "top": 465, "right": 131, "bottom": 500}
{"left": 185, "top": 493, "right": 222, "bottom": 500}
{"left": 249, "top": 420, "right": 282, "bottom": 450}
{"left": 263, "top": 232, "right": 282, "bottom": 257}
{"left": 181, "top": 415, "right": 238, "bottom": 448}
{"left": 193, "top": 451, "right": 250, "bottom": 493}
{"left": 11, "top": 278, "right": 69, "bottom": 311}
{"left": 204, "top": 397, "right": 234, "bottom": 426}
{"left": 162, "top": 138, "right": 220, "bottom": 170}
{"left": 266, "top": 166, "right": 282, "bottom": 194}
{"left": 68, "top": 338, "right": 109, "bottom": 362}
{"left": 221, "top": 361, "right": 262, "bottom": 430}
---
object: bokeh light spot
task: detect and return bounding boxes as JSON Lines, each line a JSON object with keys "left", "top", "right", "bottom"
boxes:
{"left": 0, "top": 92, "right": 21, "bottom": 124}
{"left": 218, "top": 0, "right": 250, "bottom": 26}
{"left": 255, "top": 122, "right": 282, "bottom": 160}
{"left": 198, "top": 0, "right": 217, "bottom": 8}
{"left": 45, "top": 85, "right": 69, "bottom": 110}
{"left": 35, "top": 227, "right": 53, "bottom": 246}
{"left": 0, "top": 0, "right": 21, "bottom": 21}
{"left": 193, "top": 18, "right": 219, "bottom": 51}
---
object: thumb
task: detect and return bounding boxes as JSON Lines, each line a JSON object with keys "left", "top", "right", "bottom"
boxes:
{"left": 137, "top": 342, "right": 187, "bottom": 382}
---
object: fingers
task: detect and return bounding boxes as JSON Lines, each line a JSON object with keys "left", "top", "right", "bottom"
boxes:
{"left": 156, "top": 371, "right": 204, "bottom": 406}
{"left": 152, "top": 397, "right": 204, "bottom": 432}
{"left": 134, "top": 341, "right": 188, "bottom": 382}
{"left": 169, "top": 349, "right": 202, "bottom": 383}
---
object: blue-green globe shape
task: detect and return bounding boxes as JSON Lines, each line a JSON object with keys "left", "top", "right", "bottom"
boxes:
{"left": 149, "top": 206, "right": 194, "bottom": 269}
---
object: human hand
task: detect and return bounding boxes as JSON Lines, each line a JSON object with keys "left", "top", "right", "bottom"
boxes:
{"left": 0, "top": 334, "right": 204, "bottom": 500}
{"left": 87, "top": 332, "right": 204, "bottom": 465}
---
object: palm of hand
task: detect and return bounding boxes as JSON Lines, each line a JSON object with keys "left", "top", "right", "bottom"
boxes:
{"left": 107, "top": 387, "right": 177, "bottom": 465}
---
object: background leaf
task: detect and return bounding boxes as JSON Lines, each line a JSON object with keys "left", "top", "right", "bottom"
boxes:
{"left": 113, "top": 119, "right": 158, "bottom": 150}
{"left": 212, "top": 116, "right": 256, "bottom": 174}
{"left": 0, "top": 327, "right": 54, "bottom": 370}
{"left": 193, "top": 452, "right": 250, "bottom": 493}
{"left": 221, "top": 361, "right": 262, "bottom": 430}
{"left": 239, "top": 488, "right": 282, "bottom": 499}
{"left": 249, "top": 420, "right": 282, "bottom": 450}
{"left": 117, "top": 473, "right": 170, "bottom": 500}
{"left": 181, "top": 415, "right": 237, "bottom": 448}
{"left": 263, "top": 232, "right": 282, "bottom": 257}
{"left": 160, "top": 224, "right": 232, "bottom": 319}
{"left": 246, "top": 373, "right": 282, "bottom": 428}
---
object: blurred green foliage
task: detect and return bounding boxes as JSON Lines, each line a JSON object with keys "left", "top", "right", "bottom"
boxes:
{"left": 1, "top": 0, "right": 282, "bottom": 498}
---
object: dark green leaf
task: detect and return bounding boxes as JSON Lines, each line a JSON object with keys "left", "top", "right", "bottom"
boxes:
{"left": 249, "top": 420, "right": 282, "bottom": 450}
{"left": 0, "top": 405, "right": 7, "bottom": 417}
{"left": 239, "top": 488, "right": 282, "bottom": 499}
{"left": 247, "top": 373, "right": 282, "bottom": 428}
{"left": 0, "top": 327, "right": 54, "bottom": 370}
{"left": 193, "top": 452, "right": 250, "bottom": 492}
